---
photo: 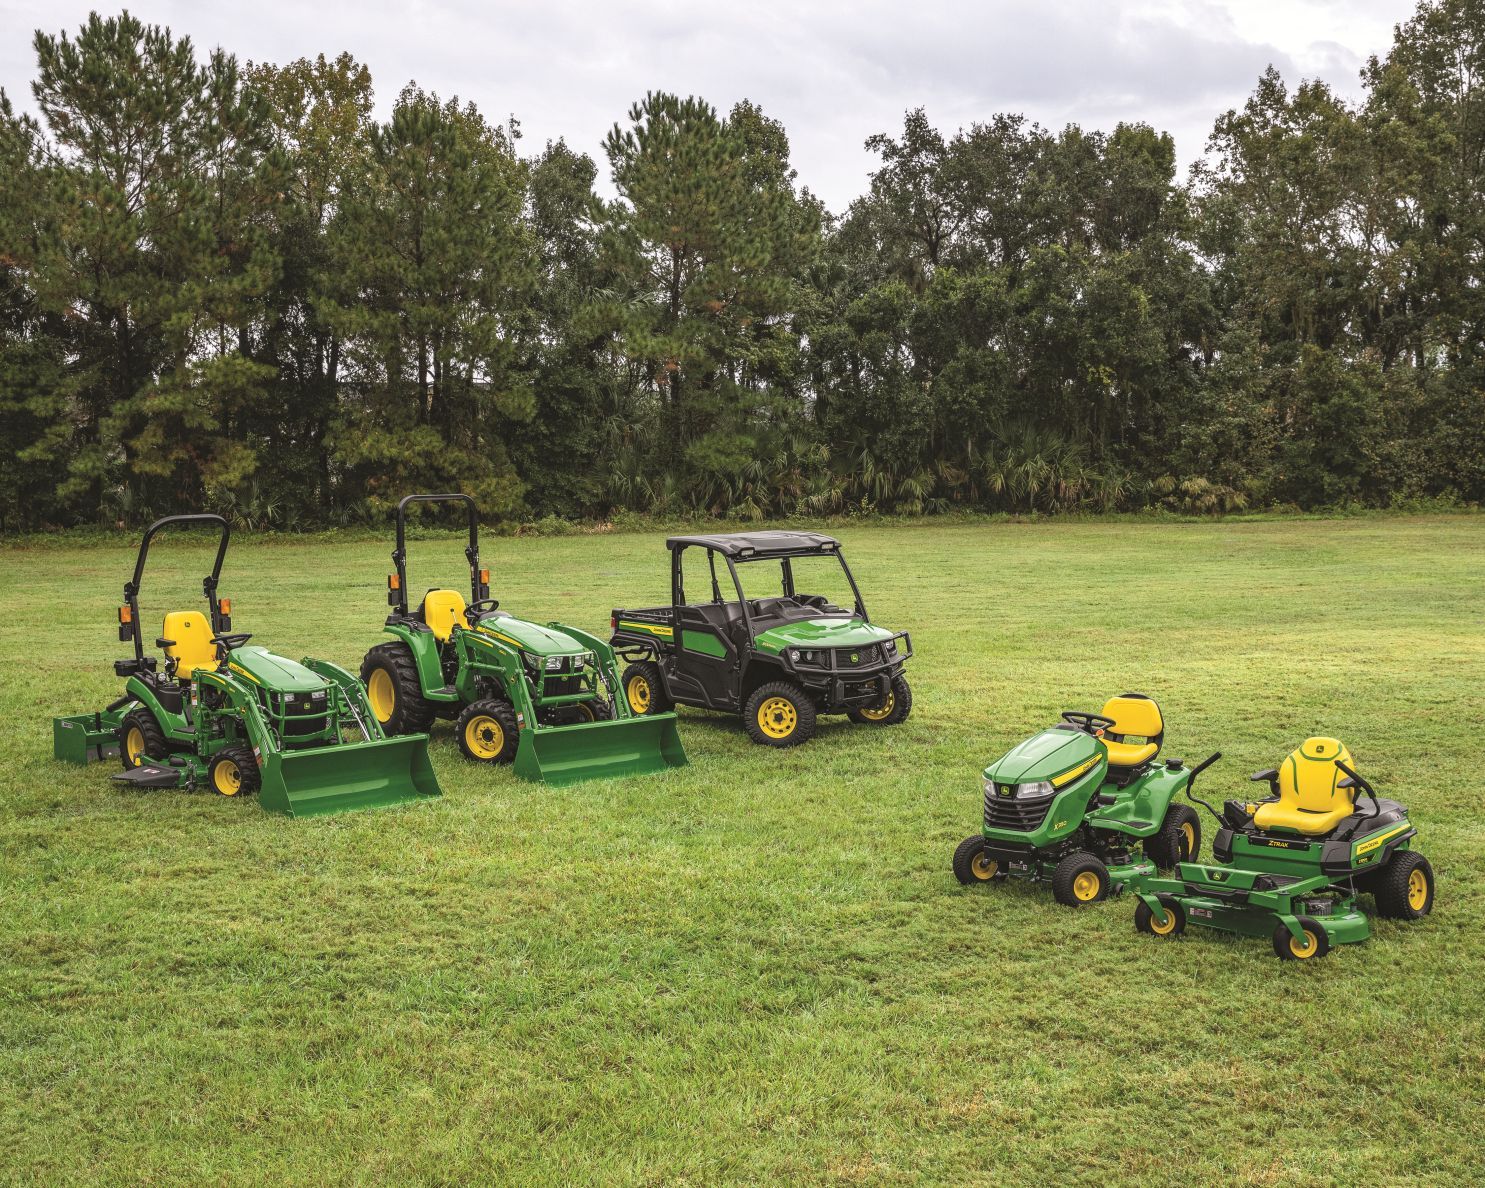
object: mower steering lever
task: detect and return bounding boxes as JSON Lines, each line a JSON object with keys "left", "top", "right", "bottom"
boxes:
{"left": 1183, "top": 751, "right": 1225, "bottom": 826}
{"left": 1335, "top": 759, "right": 1383, "bottom": 819}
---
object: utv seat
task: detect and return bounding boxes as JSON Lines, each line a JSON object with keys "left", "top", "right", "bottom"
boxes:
{"left": 421, "top": 589, "right": 468, "bottom": 643}
{"left": 1099, "top": 693, "right": 1164, "bottom": 768}
{"left": 160, "top": 611, "right": 218, "bottom": 679}
{"left": 1252, "top": 736, "right": 1356, "bottom": 836}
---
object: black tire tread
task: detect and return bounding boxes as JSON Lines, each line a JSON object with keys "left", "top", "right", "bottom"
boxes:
{"left": 1144, "top": 803, "right": 1202, "bottom": 870}
{"left": 455, "top": 698, "right": 519, "bottom": 764}
{"left": 848, "top": 673, "right": 913, "bottom": 726}
{"left": 621, "top": 660, "right": 672, "bottom": 715}
{"left": 360, "top": 643, "right": 436, "bottom": 735}
{"left": 208, "top": 743, "right": 262, "bottom": 797}
{"left": 1051, "top": 850, "right": 1110, "bottom": 907}
{"left": 1371, "top": 850, "right": 1434, "bottom": 920}
{"left": 743, "top": 680, "right": 817, "bottom": 747}
{"left": 118, "top": 707, "right": 169, "bottom": 770}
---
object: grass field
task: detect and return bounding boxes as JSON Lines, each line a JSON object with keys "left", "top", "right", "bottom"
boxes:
{"left": 2, "top": 514, "right": 1483, "bottom": 1185}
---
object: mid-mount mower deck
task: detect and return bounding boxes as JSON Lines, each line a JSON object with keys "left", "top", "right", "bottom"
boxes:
{"left": 953, "top": 694, "right": 1217, "bottom": 905}
{"left": 1132, "top": 736, "right": 1435, "bottom": 959}
{"left": 360, "top": 494, "right": 686, "bottom": 784}
{"left": 53, "top": 514, "right": 441, "bottom": 817}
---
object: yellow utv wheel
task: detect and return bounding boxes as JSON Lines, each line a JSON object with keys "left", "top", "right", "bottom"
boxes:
{"left": 847, "top": 674, "right": 913, "bottom": 726}
{"left": 207, "top": 744, "right": 261, "bottom": 798}
{"left": 620, "top": 660, "right": 671, "bottom": 716}
{"left": 1273, "top": 916, "right": 1331, "bottom": 961}
{"left": 117, "top": 708, "right": 167, "bottom": 771}
{"left": 456, "top": 698, "right": 518, "bottom": 764}
{"left": 743, "top": 680, "right": 816, "bottom": 747}
{"left": 1052, "top": 851, "right": 1110, "bottom": 907}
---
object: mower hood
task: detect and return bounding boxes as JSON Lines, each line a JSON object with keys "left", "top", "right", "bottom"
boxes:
{"left": 226, "top": 646, "right": 329, "bottom": 693}
{"left": 985, "top": 726, "right": 1103, "bottom": 785}
{"left": 473, "top": 616, "right": 591, "bottom": 657}
{"left": 754, "top": 618, "right": 894, "bottom": 654}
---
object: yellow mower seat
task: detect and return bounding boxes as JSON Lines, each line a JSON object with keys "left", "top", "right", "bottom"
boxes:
{"left": 422, "top": 589, "right": 468, "bottom": 642}
{"left": 1100, "top": 694, "right": 1163, "bottom": 767}
{"left": 161, "top": 610, "right": 218, "bottom": 678}
{"left": 1252, "top": 736, "right": 1356, "bottom": 836}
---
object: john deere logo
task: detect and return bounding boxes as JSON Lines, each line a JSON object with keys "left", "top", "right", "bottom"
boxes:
{"left": 1210, "top": 870, "right": 1229, "bottom": 881}
{"left": 850, "top": 652, "right": 860, "bottom": 663}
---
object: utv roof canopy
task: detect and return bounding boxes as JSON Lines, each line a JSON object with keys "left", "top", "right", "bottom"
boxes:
{"left": 664, "top": 531, "right": 842, "bottom": 558}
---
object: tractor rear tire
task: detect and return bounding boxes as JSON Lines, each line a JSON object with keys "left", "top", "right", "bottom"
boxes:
{"left": 456, "top": 699, "right": 519, "bottom": 764}
{"left": 207, "top": 744, "right": 261, "bottom": 798}
{"left": 744, "top": 680, "right": 817, "bottom": 747}
{"left": 119, "top": 708, "right": 168, "bottom": 770}
{"left": 1135, "top": 894, "right": 1186, "bottom": 938}
{"left": 1145, "top": 804, "right": 1202, "bottom": 870}
{"left": 953, "top": 835, "right": 1004, "bottom": 885}
{"left": 1372, "top": 851, "right": 1435, "bottom": 920}
{"left": 1273, "top": 916, "right": 1331, "bottom": 961}
{"left": 848, "top": 674, "right": 913, "bottom": 726}
{"left": 621, "top": 661, "right": 672, "bottom": 716}
{"left": 1051, "top": 851, "right": 1110, "bottom": 907}
{"left": 360, "top": 644, "right": 436, "bottom": 736}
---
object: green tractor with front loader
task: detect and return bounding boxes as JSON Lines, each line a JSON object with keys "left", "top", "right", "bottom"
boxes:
{"left": 359, "top": 493, "right": 686, "bottom": 784}
{"left": 53, "top": 514, "right": 442, "bottom": 817}
{"left": 953, "top": 694, "right": 1216, "bottom": 905}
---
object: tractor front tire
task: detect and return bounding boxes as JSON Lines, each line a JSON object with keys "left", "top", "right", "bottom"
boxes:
{"left": 1372, "top": 851, "right": 1435, "bottom": 920}
{"left": 207, "top": 744, "right": 261, "bottom": 798}
{"left": 1145, "top": 804, "right": 1202, "bottom": 870}
{"left": 456, "top": 699, "right": 519, "bottom": 765}
{"left": 119, "top": 708, "right": 168, "bottom": 770}
{"left": 744, "top": 681, "right": 817, "bottom": 747}
{"left": 1135, "top": 894, "right": 1186, "bottom": 938}
{"left": 1052, "top": 851, "right": 1111, "bottom": 907}
{"left": 621, "top": 661, "right": 672, "bottom": 716}
{"left": 848, "top": 674, "right": 913, "bottom": 726}
{"left": 1273, "top": 916, "right": 1331, "bottom": 961}
{"left": 360, "top": 644, "right": 436, "bottom": 736}
{"left": 953, "top": 835, "right": 1004, "bottom": 885}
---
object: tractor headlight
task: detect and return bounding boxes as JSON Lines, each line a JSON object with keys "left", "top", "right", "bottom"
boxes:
{"left": 1015, "top": 781, "right": 1055, "bottom": 799}
{"left": 544, "top": 655, "right": 564, "bottom": 672}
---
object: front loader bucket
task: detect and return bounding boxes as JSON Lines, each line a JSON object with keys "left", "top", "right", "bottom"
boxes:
{"left": 513, "top": 711, "right": 687, "bottom": 786}
{"left": 258, "top": 733, "right": 443, "bottom": 818}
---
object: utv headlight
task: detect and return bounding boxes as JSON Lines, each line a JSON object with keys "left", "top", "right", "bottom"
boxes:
{"left": 1015, "top": 781, "right": 1055, "bottom": 799}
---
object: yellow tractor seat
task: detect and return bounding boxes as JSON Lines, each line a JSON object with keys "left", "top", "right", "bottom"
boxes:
{"left": 421, "top": 589, "right": 468, "bottom": 643}
{"left": 161, "top": 610, "right": 219, "bottom": 679}
{"left": 1100, "top": 693, "right": 1164, "bottom": 768}
{"left": 1251, "top": 736, "right": 1357, "bottom": 836}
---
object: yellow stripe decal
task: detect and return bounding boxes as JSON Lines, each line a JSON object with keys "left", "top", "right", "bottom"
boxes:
{"left": 476, "top": 627, "right": 526, "bottom": 649}
{"left": 1355, "top": 824, "right": 1408, "bottom": 856}
{"left": 1053, "top": 755, "right": 1100, "bottom": 788}
{"left": 619, "top": 620, "right": 673, "bottom": 638}
{"left": 229, "top": 663, "right": 260, "bottom": 684}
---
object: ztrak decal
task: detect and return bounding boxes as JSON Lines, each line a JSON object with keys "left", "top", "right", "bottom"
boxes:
{"left": 1248, "top": 837, "right": 1311, "bottom": 850}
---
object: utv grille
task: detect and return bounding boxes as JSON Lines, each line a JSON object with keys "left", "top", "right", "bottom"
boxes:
{"left": 834, "top": 645, "right": 881, "bottom": 668}
{"left": 983, "top": 785, "right": 1054, "bottom": 832}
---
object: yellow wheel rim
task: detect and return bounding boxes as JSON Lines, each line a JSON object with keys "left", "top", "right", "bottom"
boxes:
{"left": 213, "top": 759, "right": 242, "bottom": 796}
{"left": 367, "top": 668, "right": 396, "bottom": 722}
{"left": 970, "top": 853, "right": 998, "bottom": 881}
{"left": 1408, "top": 868, "right": 1429, "bottom": 910}
{"left": 576, "top": 702, "right": 597, "bottom": 721}
{"left": 757, "top": 696, "right": 798, "bottom": 739}
{"left": 1289, "top": 928, "right": 1320, "bottom": 959}
{"left": 465, "top": 714, "right": 504, "bottom": 759}
{"left": 857, "top": 691, "right": 895, "bottom": 722}
{"left": 1180, "top": 821, "right": 1196, "bottom": 857}
{"left": 1072, "top": 871, "right": 1102, "bottom": 902}
{"left": 627, "top": 676, "right": 651, "bottom": 714}
{"left": 1149, "top": 907, "right": 1178, "bottom": 936}
{"left": 125, "top": 726, "right": 145, "bottom": 766}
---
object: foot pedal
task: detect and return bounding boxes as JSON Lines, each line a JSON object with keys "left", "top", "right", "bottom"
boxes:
{"left": 111, "top": 763, "right": 186, "bottom": 789}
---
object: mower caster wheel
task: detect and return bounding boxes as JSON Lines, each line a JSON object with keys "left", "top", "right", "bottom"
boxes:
{"left": 848, "top": 674, "right": 913, "bottom": 726}
{"left": 953, "top": 836, "right": 1005, "bottom": 885}
{"left": 1145, "top": 803, "right": 1202, "bottom": 870}
{"left": 1273, "top": 916, "right": 1331, "bottom": 961}
{"left": 207, "top": 744, "right": 261, "bottom": 798}
{"left": 1135, "top": 894, "right": 1186, "bottom": 938}
{"left": 621, "top": 661, "right": 672, "bottom": 716}
{"left": 1372, "top": 851, "right": 1435, "bottom": 920}
{"left": 456, "top": 699, "right": 519, "bottom": 764}
{"left": 744, "top": 681, "right": 817, "bottom": 747}
{"left": 1051, "top": 851, "right": 1110, "bottom": 907}
{"left": 118, "top": 708, "right": 169, "bottom": 770}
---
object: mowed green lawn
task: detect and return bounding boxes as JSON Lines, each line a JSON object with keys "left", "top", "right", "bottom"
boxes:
{"left": 2, "top": 515, "right": 1483, "bottom": 1185}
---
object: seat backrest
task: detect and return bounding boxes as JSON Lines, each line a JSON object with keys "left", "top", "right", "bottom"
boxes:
{"left": 1101, "top": 693, "right": 1163, "bottom": 742}
{"left": 1277, "top": 736, "right": 1355, "bottom": 813}
{"left": 422, "top": 589, "right": 468, "bottom": 643}
{"left": 161, "top": 610, "right": 218, "bottom": 678}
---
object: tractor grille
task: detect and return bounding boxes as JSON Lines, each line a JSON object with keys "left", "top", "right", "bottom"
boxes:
{"left": 983, "top": 785, "right": 1054, "bottom": 832}
{"left": 281, "top": 714, "right": 330, "bottom": 737}
{"left": 544, "top": 676, "right": 586, "bottom": 697}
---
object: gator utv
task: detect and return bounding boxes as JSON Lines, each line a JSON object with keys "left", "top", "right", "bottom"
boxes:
{"left": 610, "top": 531, "right": 913, "bottom": 747}
{"left": 952, "top": 695, "right": 1217, "bottom": 905}
{"left": 1132, "top": 737, "right": 1435, "bottom": 960}
{"left": 52, "top": 514, "right": 441, "bottom": 817}
{"left": 360, "top": 493, "right": 685, "bottom": 784}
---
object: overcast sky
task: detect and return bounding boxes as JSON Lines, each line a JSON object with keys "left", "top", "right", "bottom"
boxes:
{"left": 1, "top": 0, "right": 1417, "bottom": 212}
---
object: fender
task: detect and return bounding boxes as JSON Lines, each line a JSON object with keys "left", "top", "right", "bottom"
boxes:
{"left": 381, "top": 623, "right": 452, "bottom": 701}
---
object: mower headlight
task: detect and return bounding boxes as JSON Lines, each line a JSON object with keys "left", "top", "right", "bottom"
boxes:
{"left": 1015, "top": 781, "right": 1055, "bottom": 799}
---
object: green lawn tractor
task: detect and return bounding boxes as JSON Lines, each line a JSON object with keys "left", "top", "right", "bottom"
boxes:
{"left": 52, "top": 514, "right": 442, "bottom": 817}
{"left": 952, "top": 694, "right": 1218, "bottom": 905}
{"left": 609, "top": 531, "right": 912, "bottom": 747}
{"left": 359, "top": 493, "right": 685, "bottom": 784}
{"left": 1131, "top": 736, "right": 1435, "bottom": 960}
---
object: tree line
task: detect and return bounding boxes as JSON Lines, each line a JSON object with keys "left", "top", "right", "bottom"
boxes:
{"left": 2, "top": 1, "right": 1484, "bottom": 531}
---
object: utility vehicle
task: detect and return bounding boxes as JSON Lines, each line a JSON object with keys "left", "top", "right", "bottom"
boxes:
{"left": 952, "top": 694, "right": 1216, "bottom": 905}
{"left": 1132, "top": 736, "right": 1434, "bottom": 959}
{"left": 610, "top": 531, "right": 912, "bottom": 747}
{"left": 53, "top": 514, "right": 441, "bottom": 817}
{"left": 360, "top": 493, "right": 685, "bottom": 783}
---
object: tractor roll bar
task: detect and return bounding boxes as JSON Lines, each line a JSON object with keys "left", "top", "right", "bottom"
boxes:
{"left": 123, "top": 514, "right": 231, "bottom": 662}
{"left": 391, "top": 493, "right": 488, "bottom": 615}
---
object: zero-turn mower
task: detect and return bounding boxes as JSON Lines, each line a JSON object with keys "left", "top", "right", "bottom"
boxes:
{"left": 1131, "top": 736, "right": 1435, "bottom": 960}
{"left": 53, "top": 514, "right": 442, "bottom": 817}
{"left": 952, "top": 694, "right": 1218, "bottom": 905}
{"left": 360, "top": 494, "right": 685, "bottom": 784}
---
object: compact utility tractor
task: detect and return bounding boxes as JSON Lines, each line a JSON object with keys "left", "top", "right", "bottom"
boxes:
{"left": 953, "top": 694, "right": 1217, "bottom": 905}
{"left": 360, "top": 493, "right": 685, "bottom": 784}
{"left": 610, "top": 531, "right": 912, "bottom": 747}
{"left": 53, "top": 514, "right": 441, "bottom": 817}
{"left": 1131, "top": 737, "right": 1435, "bottom": 960}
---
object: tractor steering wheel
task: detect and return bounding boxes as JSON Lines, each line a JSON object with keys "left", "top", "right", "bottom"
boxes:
{"left": 1061, "top": 711, "right": 1117, "bottom": 735}
{"left": 212, "top": 632, "right": 253, "bottom": 651}
{"left": 466, "top": 598, "right": 500, "bottom": 625}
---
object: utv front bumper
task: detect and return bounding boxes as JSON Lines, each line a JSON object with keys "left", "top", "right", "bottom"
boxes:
{"left": 777, "top": 631, "right": 912, "bottom": 709}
